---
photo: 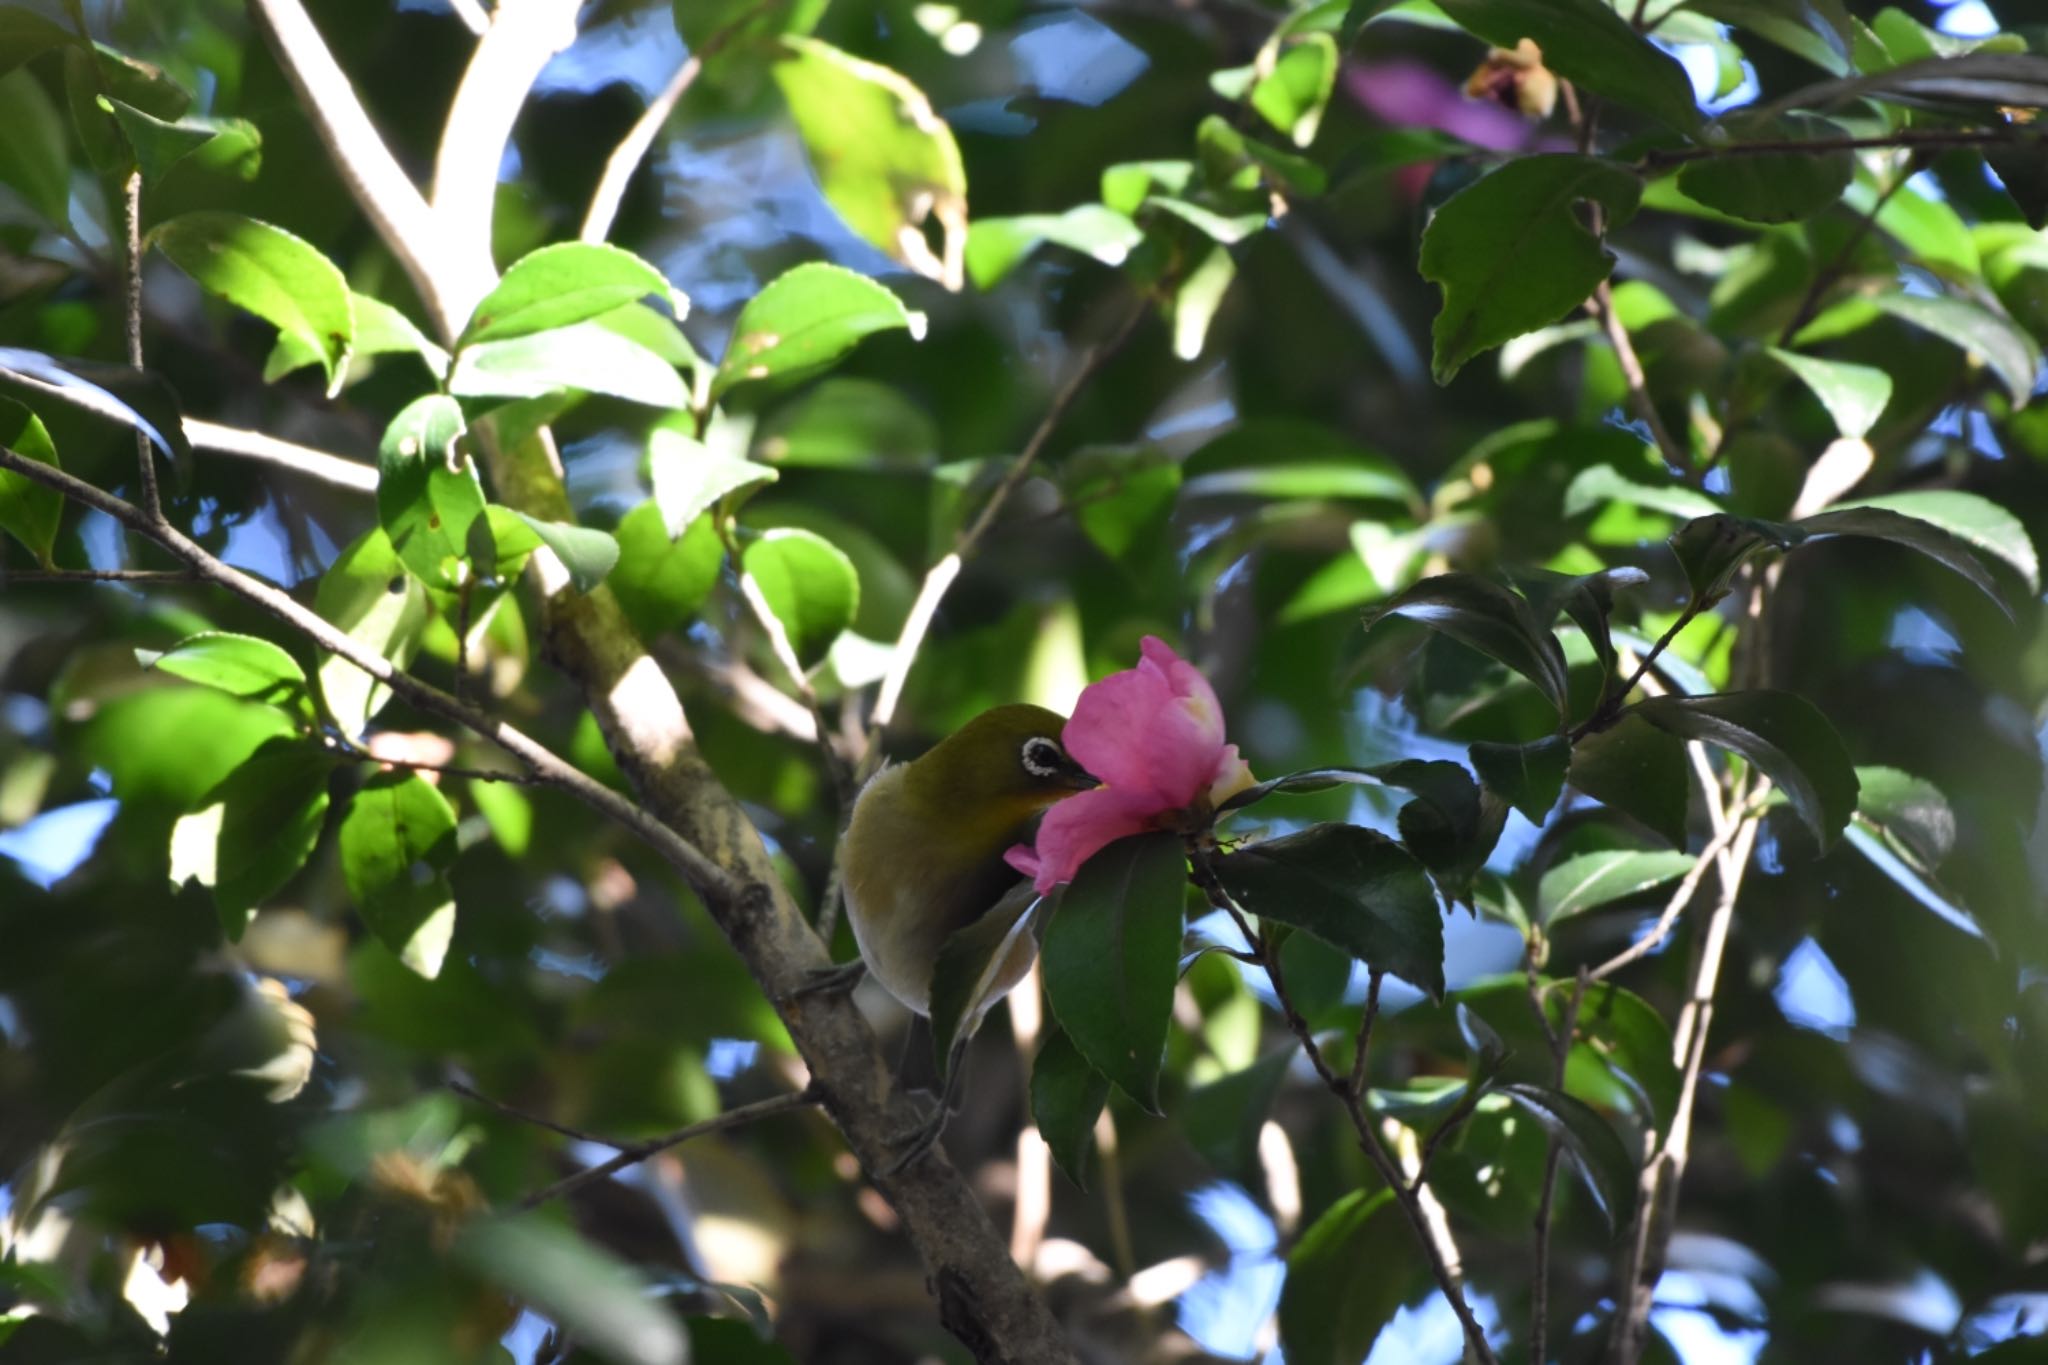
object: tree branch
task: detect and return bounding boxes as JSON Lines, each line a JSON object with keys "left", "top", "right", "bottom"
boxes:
{"left": 121, "top": 169, "right": 161, "bottom": 524}
{"left": 1638, "top": 125, "right": 2042, "bottom": 172}
{"left": 182, "top": 419, "right": 378, "bottom": 493}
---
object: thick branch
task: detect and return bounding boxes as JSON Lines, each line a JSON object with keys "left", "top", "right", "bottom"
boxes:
{"left": 183, "top": 419, "right": 378, "bottom": 493}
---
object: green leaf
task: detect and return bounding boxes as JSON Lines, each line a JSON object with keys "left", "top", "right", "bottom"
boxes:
{"left": 1634, "top": 690, "right": 1860, "bottom": 847}
{"left": 741, "top": 527, "right": 859, "bottom": 668}
{"left": 1686, "top": 0, "right": 1853, "bottom": 74}
{"left": 1214, "top": 823, "right": 1445, "bottom": 999}
{"left": 1854, "top": 765, "right": 1954, "bottom": 872}
{"left": 449, "top": 321, "right": 688, "bottom": 408}
{"left": 964, "top": 205, "right": 1143, "bottom": 290}
{"left": 205, "top": 740, "right": 333, "bottom": 940}
{"left": 1063, "top": 446, "right": 1180, "bottom": 566}
{"left": 152, "top": 212, "right": 354, "bottom": 396}
{"left": 0, "top": 7, "right": 79, "bottom": 78}
{"left": 929, "top": 880, "right": 1040, "bottom": 1076}
{"left": 755, "top": 378, "right": 936, "bottom": 469}
{"left": 103, "top": 98, "right": 259, "bottom": 187}
{"left": 1367, "top": 573, "right": 1571, "bottom": 720}
{"left": 266, "top": 293, "right": 448, "bottom": 383}
{"left": 713, "top": 262, "right": 920, "bottom": 400}
{"left": 144, "top": 631, "right": 312, "bottom": 721}
{"left": 1571, "top": 980, "right": 1681, "bottom": 1128}
{"left": 1668, "top": 512, "right": 1795, "bottom": 604}
{"left": 774, "top": 37, "right": 966, "bottom": 279}
{"left": 1183, "top": 1049, "right": 1293, "bottom": 1176}
{"left": 1539, "top": 848, "right": 1697, "bottom": 924}
{"left": 610, "top": 503, "right": 724, "bottom": 640}
{"left": 1765, "top": 347, "right": 1892, "bottom": 438}
{"left": 378, "top": 395, "right": 483, "bottom": 590}
{"left": 1279, "top": 1189, "right": 1418, "bottom": 1365}
{"left": 338, "top": 772, "right": 459, "bottom": 979}
{"left": 1251, "top": 33, "right": 1338, "bottom": 146}
{"left": 1826, "top": 489, "right": 2039, "bottom": 594}
{"left": 1676, "top": 118, "right": 1854, "bottom": 224}
{"left": 1434, "top": 0, "right": 1701, "bottom": 131}
{"left": 650, "top": 427, "right": 778, "bottom": 534}
{"left": 1569, "top": 713, "right": 1690, "bottom": 847}
{"left": 1499, "top": 1082, "right": 1637, "bottom": 1231}
{"left": 1795, "top": 503, "right": 2010, "bottom": 615}
{"left": 1377, "top": 758, "right": 1506, "bottom": 901}
{"left": 1041, "top": 831, "right": 1186, "bottom": 1110}
{"left": 0, "top": 397, "right": 61, "bottom": 565}
{"left": 1030, "top": 1027, "right": 1111, "bottom": 1188}
{"left": 1101, "top": 158, "right": 1193, "bottom": 216}
{"left": 509, "top": 510, "right": 619, "bottom": 593}
{"left": 314, "top": 528, "right": 429, "bottom": 739}
{"left": 462, "top": 241, "right": 679, "bottom": 346}
{"left": 1421, "top": 154, "right": 1644, "bottom": 382}
{"left": 1182, "top": 418, "right": 1419, "bottom": 506}
{"left": 0, "top": 68, "right": 70, "bottom": 226}
{"left": 0, "top": 347, "right": 188, "bottom": 464}
{"left": 1470, "top": 735, "right": 1571, "bottom": 824}
{"left": 1564, "top": 464, "right": 1723, "bottom": 522}
{"left": 453, "top": 1214, "right": 688, "bottom": 1365}
{"left": 1872, "top": 292, "right": 2040, "bottom": 406}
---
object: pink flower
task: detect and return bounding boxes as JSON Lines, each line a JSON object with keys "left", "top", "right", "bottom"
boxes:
{"left": 1005, "top": 637, "right": 1255, "bottom": 893}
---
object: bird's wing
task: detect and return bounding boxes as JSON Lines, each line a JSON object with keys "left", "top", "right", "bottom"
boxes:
{"left": 927, "top": 879, "right": 1044, "bottom": 1076}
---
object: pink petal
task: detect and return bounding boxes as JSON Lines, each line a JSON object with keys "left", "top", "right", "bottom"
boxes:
{"left": 1064, "top": 637, "right": 1231, "bottom": 810}
{"left": 1004, "top": 842, "right": 1042, "bottom": 880}
{"left": 1022, "top": 786, "right": 1159, "bottom": 893}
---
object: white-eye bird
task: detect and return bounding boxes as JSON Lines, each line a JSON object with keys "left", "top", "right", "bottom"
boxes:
{"left": 834, "top": 704, "right": 1097, "bottom": 1167}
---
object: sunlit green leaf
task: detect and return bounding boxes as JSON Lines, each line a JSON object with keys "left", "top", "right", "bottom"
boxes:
{"left": 152, "top": 212, "right": 354, "bottom": 395}
{"left": 0, "top": 397, "right": 61, "bottom": 565}
{"left": 143, "top": 631, "right": 312, "bottom": 721}
{"left": 339, "top": 772, "right": 459, "bottom": 979}
{"left": 741, "top": 527, "right": 859, "bottom": 668}
{"left": 1500, "top": 1081, "right": 1636, "bottom": 1230}
{"left": 378, "top": 395, "right": 482, "bottom": 590}
{"left": 713, "top": 263, "right": 920, "bottom": 400}
{"left": 462, "top": 242, "right": 680, "bottom": 346}
{"left": 1539, "top": 848, "right": 1696, "bottom": 924}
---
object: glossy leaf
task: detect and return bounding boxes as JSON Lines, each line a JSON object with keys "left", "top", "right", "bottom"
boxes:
{"left": 378, "top": 395, "right": 483, "bottom": 590}
{"left": 1214, "top": 823, "right": 1444, "bottom": 999}
{"left": 462, "top": 242, "right": 679, "bottom": 346}
{"left": 713, "top": 263, "right": 921, "bottom": 400}
{"left": 1434, "top": 0, "right": 1701, "bottom": 131}
{"left": 1570, "top": 714, "right": 1690, "bottom": 847}
{"left": 152, "top": 212, "right": 354, "bottom": 395}
{"left": 1421, "top": 154, "right": 1644, "bottom": 382}
{"left": 1470, "top": 735, "right": 1571, "bottom": 824}
{"left": 649, "top": 427, "right": 777, "bottom": 535}
{"left": 1278, "top": 1189, "right": 1417, "bottom": 1365}
{"left": 510, "top": 511, "right": 619, "bottom": 593}
{"left": 1766, "top": 347, "right": 1892, "bottom": 439}
{"left": 339, "top": 772, "right": 459, "bottom": 979}
{"left": 964, "top": 206, "right": 1142, "bottom": 290}
{"left": 206, "top": 741, "right": 334, "bottom": 940}
{"left": 1853, "top": 765, "right": 1954, "bottom": 873}
{"left": 1367, "top": 573, "right": 1571, "bottom": 719}
{"left": 1826, "top": 489, "right": 2039, "bottom": 594}
{"left": 1687, "top": 0, "right": 1853, "bottom": 74}
{"left": 1634, "top": 691, "right": 1860, "bottom": 847}
{"left": 0, "top": 397, "right": 60, "bottom": 565}
{"left": 449, "top": 321, "right": 688, "bottom": 408}
{"left": 1668, "top": 512, "right": 1796, "bottom": 605}
{"left": 267, "top": 293, "right": 447, "bottom": 382}
{"left": 1041, "top": 831, "right": 1186, "bottom": 1110}
{"left": 1499, "top": 1082, "right": 1635, "bottom": 1231}
{"left": 1796, "top": 503, "right": 2011, "bottom": 616}
{"left": 1873, "top": 292, "right": 2040, "bottom": 406}
{"left": 774, "top": 38, "right": 966, "bottom": 280}
{"left": 1571, "top": 981, "right": 1681, "bottom": 1128}
{"left": 741, "top": 528, "right": 859, "bottom": 668}
{"left": 0, "top": 348, "right": 189, "bottom": 464}
{"left": 453, "top": 1215, "right": 687, "bottom": 1365}
{"left": 1030, "top": 1026, "right": 1110, "bottom": 1188}
{"left": 144, "top": 631, "right": 312, "bottom": 721}
{"left": 314, "top": 528, "right": 428, "bottom": 739}
{"left": 104, "top": 99, "right": 259, "bottom": 187}
{"left": 1539, "top": 848, "right": 1697, "bottom": 924}
{"left": 1251, "top": 33, "right": 1338, "bottom": 146}
{"left": 609, "top": 504, "right": 724, "bottom": 640}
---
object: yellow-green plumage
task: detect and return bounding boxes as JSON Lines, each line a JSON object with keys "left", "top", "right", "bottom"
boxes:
{"left": 841, "top": 704, "right": 1093, "bottom": 1014}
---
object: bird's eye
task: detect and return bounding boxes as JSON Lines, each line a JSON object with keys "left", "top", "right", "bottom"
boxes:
{"left": 1020, "top": 737, "right": 1066, "bottom": 778}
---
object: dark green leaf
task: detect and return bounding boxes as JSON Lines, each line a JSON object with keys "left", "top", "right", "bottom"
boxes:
{"left": 509, "top": 510, "right": 619, "bottom": 593}
{"left": 0, "top": 67, "right": 69, "bottom": 225}
{"left": 1457, "top": 1000, "right": 1508, "bottom": 1070}
{"left": 1422, "top": 154, "right": 1644, "bottom": 382}
{"left": 144, "top": 631, "right": 311, "bottom": 720}
{"left": 206, "top": 741, "right": 333, "bottom": 940}
{"left": 339, "top": 772, "right": 459, "bottom": 979}
{"left": 1796, "top": 503, "right": 2010, "bottom": 616}
{"left": 103, "top": 99, "right": 259, "bottom": 187}
{"left": 0, "top": 7, "right": 79, "bottom": 77}
{"left": 1279, "top": 1189, "right": 1418, "bottom": 1365}
{"left": 1041, "top": 831, "right": 1187, "bottom": 1110}
{"left": 0, "top": 347, "right": 188, "bottom": 463}
{"left": 713, "top": 262, "right": 920, "bottom": 400}
{"left": 462, "top": 241, "right": 679, "bottom": 346}
{"left": 742, "top": 528, "right": 859, "bottom": 668}
{"left": 314, "top": 528, "right": 429, "bottom": 739}
{"left": 1765, "top": 347, "right": 1891, "bottom": 438}
{"left": 1470, "top": 735, "right": 1571, "bottom": 824}
{"left": 1378, "top": 758, "right": 1505, "bottom": 900}
{"left": 1434, "top": 0, "right": 1701, "bottom": 131}
{"left": 1669, "top": 512, "right": 1796, "bottom": 605}
{"left": 1500, "top": 1082, "right": 1636, "bottom": 1231}
{"left": 1368, "top": 572, "right": 1571, "bottom": 719}
{"left": 453, "top": 1214, "right": 687, "bottom": 1365}
{"left": 1214, "top": 823, "right": 1444, "bottom": 999}
{"left": 1686, "top": 0, "right": 1853, "bottom": 74}
{"left": 1539, "top": 848, "right": 1697, "bottom": 924}
{"left": 449, "top": 321, "right": 688, "bottom": 408}
{"left": 152, "top": 212, "right": 354, "bottom": 395}
{"left": 1183, "top": 1048, "right": 1293, "bottom": 1176}
{"left": 1824, "top": 489, "right": 2038, "bottom": 594}
{"left": 1572, "top": 981, "right": 1680, "bottom": 1129}
{"left": 1570, "top": 713, "right": 1690, "bottom": 847}
{"left": 1676, "top": 117, "right": 1854, "bottom": 224}
{"left": 610, "top": 504, "right": 724, "bottom": 639}
{"left": 1634, "top": 690, "right": 1860, "bottom": 846}
{"left": 1853, "top": 765, "right": 1954, "bottom": 872}
{"left": 1030, "top": 1027, "right": 1110, "bottom": 1188}
{"left": 1564, "top": 464, "right": 1723, "bottom": 522}
{"left": 1182, "top": 418, "right": 1418, "bottom": 506}
{"left": 377, "top": 395, "right": 482, "bottom": 590}
{"left": 0, "top": 397, "right": 61, "bottom": 565}
{"left": 1873, "top": 292, "right": 2040, "bottom": 406}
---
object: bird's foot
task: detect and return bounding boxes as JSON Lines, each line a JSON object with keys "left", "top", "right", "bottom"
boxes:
{"left": 781, "top": 960, "right": 867, "bottom": 1004}
{"left": 879, "top": 1093, "right": 948, "bottom": 1177}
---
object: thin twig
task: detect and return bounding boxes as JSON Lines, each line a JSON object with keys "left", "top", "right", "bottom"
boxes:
{"left": 1776, "top": 163, "right": 1916, "bottom": 347}
{"left": 1528, "top": 970, "right": 1587, "bottom": 1365}
{"left": 1593, "top": 280, "right": 1687, "bottom": 472}
{"left": 1349, "top": 969, "right": 1385, "bottom": 1098}
{"left": 121, "top": 169, "right": 161, "bottom": 524}
{"left": 1639, "top": 126, "right": 2042, "bottom": 172}
{"left": 520, "top": 1089, "right": 818, "bottom": 1211}
{"left": 448, "top": 1079, "right": 612, "bottom": 1144}
{"left": 0, "top": 443, "right": 743, "bottom": 903}
{"left": 181, "top": 419, "right": 379, "bottom": 493}
{"left": 329, "top": 738, "right": 541, "bottom": 786}
{"left": 1572, "top": 607, "right": 1698, "bottom": 742}
{"left": 1586, "top": 804, "right": 1760, "bottom": 982}
{"left": 1188, "top": 847, "right": 1500, "bottom": 1365}
{"left": 1, "top": 567, "right": 200, "bottom": 583}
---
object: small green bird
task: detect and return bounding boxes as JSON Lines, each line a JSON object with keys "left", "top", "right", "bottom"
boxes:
{"left": 836, "top": 704, "right": 1096, "bottom": 1167}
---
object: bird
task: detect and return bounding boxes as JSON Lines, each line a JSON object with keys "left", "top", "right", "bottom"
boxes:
{"left": 830, "top": 703, "right": 1097, "bottom": 1168}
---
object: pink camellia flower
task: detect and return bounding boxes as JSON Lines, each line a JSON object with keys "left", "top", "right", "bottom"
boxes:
{"left": 1005, "top": 637, "right": 1255, "bottom": 893}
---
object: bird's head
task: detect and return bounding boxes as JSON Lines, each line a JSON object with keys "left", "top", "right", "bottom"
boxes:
{"left": 907, "top": 703, "right": 1099, "bottom": 819}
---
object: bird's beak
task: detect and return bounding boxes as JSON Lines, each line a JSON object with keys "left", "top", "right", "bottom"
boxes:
{"left": 1056, "top": 757, "right": 1100, "bottom": 791}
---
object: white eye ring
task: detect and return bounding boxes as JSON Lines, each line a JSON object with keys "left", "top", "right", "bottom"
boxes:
{"left": 1020, "top": 737, "right": 1066, "bottom": 777}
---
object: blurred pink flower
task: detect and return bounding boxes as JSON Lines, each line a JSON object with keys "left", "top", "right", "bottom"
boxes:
{"left": 1005, "top": 637, "right": 1255, "bottom": 893}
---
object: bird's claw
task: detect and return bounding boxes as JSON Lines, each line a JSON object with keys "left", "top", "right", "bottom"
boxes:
{"left": 781, "top": 960, "right": 867, "bottom": 1004}
{"left": 880, "top": 1094, "right": 947, "bottom": 1176}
